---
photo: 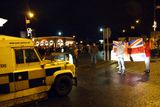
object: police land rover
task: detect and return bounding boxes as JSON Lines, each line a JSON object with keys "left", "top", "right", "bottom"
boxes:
{"left": 0, "top": 35, "right": 77, "bottom": 107}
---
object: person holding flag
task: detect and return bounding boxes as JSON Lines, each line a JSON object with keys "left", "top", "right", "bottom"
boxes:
{"left": 116, "top": 41, "right": 125, "bottom": 74}
{"left": 144, "top": 40, "right": 151, "bottom": 73}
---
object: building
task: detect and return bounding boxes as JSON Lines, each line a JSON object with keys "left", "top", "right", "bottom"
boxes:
{"left": 33, "top": 36, "right": 75, "bottom": 48}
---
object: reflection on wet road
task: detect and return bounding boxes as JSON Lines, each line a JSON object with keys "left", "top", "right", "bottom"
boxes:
{"left": 28, "top": 54, "right": 160, "bottom": 107}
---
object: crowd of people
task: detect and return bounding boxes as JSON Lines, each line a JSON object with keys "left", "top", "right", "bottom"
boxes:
{"left": 36, "top": 42, "right": 100, "bottom": 67}
{"left": 36, "top": 39, "right": 151, "bottom": 74}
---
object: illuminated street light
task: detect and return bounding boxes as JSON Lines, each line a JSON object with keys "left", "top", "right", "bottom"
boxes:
{"left": 58, "top": 31, "right": 62, "bottom": 36}
{"left": 99, "top": 27, "right": 106, "bottom": 61}
{"left": 136, "top": 19, "right": 140, "bottom": 24}
{"left": 99, "top": 28, "right": 103, "bottom": 32}
{"left": 27, "top": 11, "right": 34, "bottom": 18}
{"left": 122, "top": 29, "right": 126, "bottom": 33}
{"left": 25, "top": 11, "right": 34, "bottom": 24}
{"left": 80, "top": 41, "right": 83, "bottom": 43}
{"left": 131, "top": 25, "right": 135, "bottom": 30}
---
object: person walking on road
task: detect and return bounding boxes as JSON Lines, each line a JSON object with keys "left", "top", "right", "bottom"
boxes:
{"left": 116, "top": 41, "right": 125, "bottom": 74}
{"left": 144, "top": 40, "right": 151, "bottom": 73}
{"left": 90, "top": 43, "right": 99, "bottom": 64}
{"left": 68, "top": 44, "right": 79, "bottom": 67}
{"left": 73, "top": 45, "right": 79, "bottom": 67}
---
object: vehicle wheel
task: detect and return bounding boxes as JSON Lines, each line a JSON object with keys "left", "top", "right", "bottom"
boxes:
{"left": 53, "top": 75, "right": 73, "bottom": 96}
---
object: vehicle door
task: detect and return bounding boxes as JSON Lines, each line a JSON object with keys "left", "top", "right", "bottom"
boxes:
{"left": 14, "top": 47, "right": 46, "bottom": 91}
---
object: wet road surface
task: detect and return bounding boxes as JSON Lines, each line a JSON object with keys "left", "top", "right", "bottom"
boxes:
{"left": 26, "top": 53, "right": 160, "bottom": 107}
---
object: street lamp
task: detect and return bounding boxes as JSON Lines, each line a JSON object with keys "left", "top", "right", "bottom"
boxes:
{"left": 28, "top": 12, "right": 34, "bottom": 18}
{"left": 136, "top": 19, "right": 140, "bottom": 24}
{"left": 99, "top": 28, "right": 106, "bottom": 61}
{"left": 58, "top": 31, "right": 62, "bottom": 36}
{"left": 99, "top": 28, "right": 103, "bottom": 32}
{"left": 99, "top": 27, "right": 111, "bottom": 61}
{"left": 25, "top": 11, "right": 34, "bottom": 25}
{"left": 122, "top": 29, "right": 126, "bottom": 33}
{"left": 80, "top": 41, "right": 83, "bottom": 44}
{"left": 25, "top": 11, "right": 34, "bottom": 38}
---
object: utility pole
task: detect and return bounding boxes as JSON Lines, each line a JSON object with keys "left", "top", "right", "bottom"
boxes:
{"left": 103, "top": 27, "right": 111, "bottom": 61}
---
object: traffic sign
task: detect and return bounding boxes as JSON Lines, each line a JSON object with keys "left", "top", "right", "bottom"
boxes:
{"left": 27, "top": 28, "right": 32, "bottom": 37}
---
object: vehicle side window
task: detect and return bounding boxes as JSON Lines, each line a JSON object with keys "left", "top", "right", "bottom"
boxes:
{"left": 25, "top": 49, "right": 39, "bottom": 63}
{"left": 15, "top": 49, "right": 24, "bottom": 64}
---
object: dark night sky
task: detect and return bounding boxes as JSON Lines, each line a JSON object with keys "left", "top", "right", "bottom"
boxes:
{"left": 0, "top": 0, "right": 158, "bottom": 41}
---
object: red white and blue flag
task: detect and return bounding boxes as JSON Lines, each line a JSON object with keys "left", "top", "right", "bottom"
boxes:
{"left": 128, "top": 38, "right": 145, "bottom": 61}
{"left": 111, "top": 38, "right": 146, "bottom": 61}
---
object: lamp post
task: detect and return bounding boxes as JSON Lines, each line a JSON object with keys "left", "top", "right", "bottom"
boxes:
{"left": 99, "top": 28, "right": 106, "bottom": 61}
{"left": 100, "top": 27, "right": 111, "bottom": 61}
{"left": 25, "top": 11, "right": 34, "bottom": 38}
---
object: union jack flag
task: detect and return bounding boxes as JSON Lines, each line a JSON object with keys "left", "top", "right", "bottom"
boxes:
{"left": 128, "top": 38, "right": 145, "bottom": 61}
{"left": 111, "top": 38, "right": 145, "bottom": 61}
{"left": 128, "top": 38, "right": 144, "bottom": 54}
{"left": 113, "top": 41, "right": 122, "bottom": 53}
{"left": 113, "top": 41, "right": 121, "bottom": 47}
{"left": 129, "top": 38, "right": 143, "bottom": 48}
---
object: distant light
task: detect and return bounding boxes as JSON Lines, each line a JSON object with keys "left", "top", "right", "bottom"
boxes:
{"left": 99, "top": 28, "right": 103, "bottom": 32}
{"left": 131, "top": 26, "right": 135, "bottom": 30}
{"left": 32, "top": 38, "right": 35, "bottom": 41}
{"left": 80, "top": 41, "right": 83, "bottom": 43}
{"left": 73, "top": 35, "right": 75, "bottom": 38}
{"left": 136, "top": 19, "right": 140, "bottom": 24}
{"left": 57, "top": 39, "right": 64, "bottom": 47}
{"left": 49, "top": 40, "right": 54, "bottom": 46}
{"left": 36, "top": 41, "right": 39, "bottom": 46}
{"left": 45, "top": 41, "right": 49, "bottom": 46}
{"left": 156, "top": 5, "right": 160, "bottom": 9}
{"left": 61, "top": 48, "right": 64, "bottom": 53}
{"left": 122, "top": 29, "right": 126, "bottom": 33}
{"left": 99, "top": 40, "right": 103, "bottom": 44}
{"left": 40, "top": 41, "right": 44, "bottom": 46}
{"left": 0, "top": 18, "right": 7, "bottom": 27}
{"left": 58, "top": 31, "right": 62, "bottom": 36}
{"left": 28, "top": 11, "right": 34, "bottom": 18}
{"left": 65, "top": 41, "right": 74, "bottom": 46}
{"left": 152, "top": 20, "right": 157, "bottom": 31}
